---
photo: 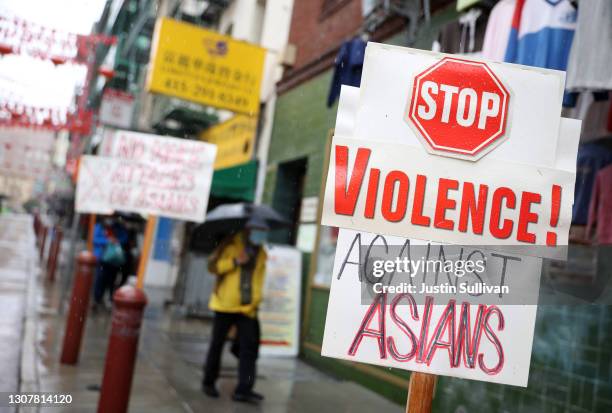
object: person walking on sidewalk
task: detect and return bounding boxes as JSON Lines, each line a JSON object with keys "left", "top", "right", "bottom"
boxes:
{"left": 93, "top": 218, "right": 126, "bottom": 308}
{"left": 202, "top": 216, "right": 269, "bottom": 403}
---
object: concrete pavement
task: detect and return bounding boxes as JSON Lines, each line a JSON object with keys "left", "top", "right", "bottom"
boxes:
{"left": 0, "top": 214, "right": 36, "bottom": 413}
{"left": 4, "top": 213, "right": 402, "bottom": 413}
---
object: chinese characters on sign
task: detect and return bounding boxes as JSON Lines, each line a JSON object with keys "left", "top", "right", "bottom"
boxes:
{"left": 146, "top": 18, "right": 265, "bottom": 115}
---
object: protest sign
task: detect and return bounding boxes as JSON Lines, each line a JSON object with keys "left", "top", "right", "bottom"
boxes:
{"left": 355, "top": 43, "right": 566, "bottom": 168}
{"left": 259, "top": 245, "right": 302, "bottom": 356}
{"left": 321, "top": 229, "right": 541, "bottom": 387}
{"left": 75, "top": 132, "right": 216, "bottom": 222}
{"left": 317, "top": 44, "right": 581, "bottom": 392}
{"left": 322, "top": 135, "right": 574, "bottom": 259}
{"left": 322, "top": 46, "right": 579, "bottom": 259}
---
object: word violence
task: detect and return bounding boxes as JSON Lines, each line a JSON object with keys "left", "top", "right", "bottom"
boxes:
{"left": 334, "top": 145, "right": 562, "bottom": 246}
{"left": 349, "top": 293, "right": 504, "bottom": 375}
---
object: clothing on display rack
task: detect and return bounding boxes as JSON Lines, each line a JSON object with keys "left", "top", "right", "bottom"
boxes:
{"left": 573, "top": 139, "right": 612, "bottom": 225}
{"left": 435, "top": 8, "right": 487, "bottom": 54}
{"left": 504, "top": 0, "right": 576, "bottom": 105}
{"left": 481, "top": 0, "right": 515, "bottom": 61}
{"left": 327, "top": 37, "right": 366, "bottom": 108}
{"left": 562, "top": 92, "right": 612, "bottom": 143}
{"left": 565, "top": 0, "right": 612, "bottom": 91}
{"left": 587, "top": 164, "right": 612, "bottom": 245}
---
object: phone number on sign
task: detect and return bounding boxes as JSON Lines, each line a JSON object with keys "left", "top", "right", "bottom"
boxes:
{"left": 7, "top": 393, "right": 72, "bottom": 406}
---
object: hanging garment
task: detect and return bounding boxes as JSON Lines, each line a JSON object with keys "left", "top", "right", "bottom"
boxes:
{"left": 505, "top": 0, "right": 576, "bottom": 105}
{"left": 327, "top": 37, "right": 366, "bottom": 108}
{"left": 573, "top": 139, "right": 612, "bottom": 225}
{"left": 566, "top": 0, "right": 612, "bottom": 91}
{"left": 436, "top": 8, "right": 487, "bottom": 54}
{"left": 587, "top": 164, "right": 612, "bottom": 244}
{"left": 481, "top": 0, "right": 516, "bottom": 62}
{"left": 562, "top": 92, "right": 612, "bottom": 143}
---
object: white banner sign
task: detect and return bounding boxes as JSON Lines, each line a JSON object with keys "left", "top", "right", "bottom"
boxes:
{"left": 322, "top": 46, "right": 580, "bottom": 259}
{"left": 75, "top": 133, "right": 216, "bottom": 222}
{"left": 322, "top": 136, "right": 575, "bottom": 259}
{"left": 318, "top": 44, "right": 582, "bottom": 387}
{"left": 355, "top": 43, "right": 566, "bottom": 167}
{"left": 321, "top": 229, "right": 541, "bottom": 387}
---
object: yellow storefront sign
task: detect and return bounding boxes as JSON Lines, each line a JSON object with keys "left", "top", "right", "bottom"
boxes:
{"left": 199, "top": 115, "right": 257, "bottom": 170}
{"left": 147, "top": 18, "right": 265, "bottom": 115}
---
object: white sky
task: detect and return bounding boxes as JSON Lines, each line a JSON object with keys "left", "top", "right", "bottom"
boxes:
{"left": 0, "top": 0, "right": 108, "bottom": 110}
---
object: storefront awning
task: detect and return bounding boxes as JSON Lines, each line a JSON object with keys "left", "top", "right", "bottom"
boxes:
{"left": 210, "top": 160, "right": 258, "bottom": 202}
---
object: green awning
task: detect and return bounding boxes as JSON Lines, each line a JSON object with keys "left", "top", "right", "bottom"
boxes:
{"left": 210, "top": 160, "right": 258, "bottom": 202}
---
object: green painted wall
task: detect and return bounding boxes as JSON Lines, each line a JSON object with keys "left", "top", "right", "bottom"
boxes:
{"left": 263, "top": 70, "right": 337, "bottom": 203}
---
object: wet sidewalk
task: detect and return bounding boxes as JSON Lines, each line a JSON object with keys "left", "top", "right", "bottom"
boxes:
{"left": 14, "top": 218, "right": 401, "bottom": 412}
{"left": 0, "top": 214, "right": 36, "bottom": 413}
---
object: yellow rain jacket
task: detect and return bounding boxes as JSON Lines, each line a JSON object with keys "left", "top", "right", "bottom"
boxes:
{"left": 207, "top": 232, "right": 267, "bottom": 318}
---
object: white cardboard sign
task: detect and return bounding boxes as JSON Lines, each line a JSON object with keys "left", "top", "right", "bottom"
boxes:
{"left": 75, "top": 133, "right": 216, "bottom": 222}
{"left": 355, "top": 44, "right": 566, "bottom": 168}
{"left": 321, "top": 229, "right": 541, "bottom": 387}
{"left": 318, "top": 44, "right": 581, "bottom": 388}
{"left": 322, "top": 136, "right": 575, "bottom": 259}
{"left": 322, "top": 46, "right": 579, "bottom": 259}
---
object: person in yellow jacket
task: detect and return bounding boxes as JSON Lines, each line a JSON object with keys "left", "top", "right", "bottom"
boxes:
{"left": 202, "top": 216, "right": 268, "bottom": 403}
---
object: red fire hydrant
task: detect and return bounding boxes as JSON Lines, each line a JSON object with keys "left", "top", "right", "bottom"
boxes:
{"left": 46, "top": 226, "right": 63, "bottom": 282}
{"left": 39, "top": 226, "right": 48, "bottom": 262}
{"left": 60, "top": 251, "right": 97, "bottom": 365}
{"left": 97, "top": 285, "right": 147, "bottom": 413}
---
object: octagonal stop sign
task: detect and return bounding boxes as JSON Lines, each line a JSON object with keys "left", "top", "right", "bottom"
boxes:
{"left": 407, "top": 57, "right": 510, "bottom": 160}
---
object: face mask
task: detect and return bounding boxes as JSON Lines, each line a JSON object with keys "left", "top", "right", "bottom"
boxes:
{"left": 249, "top": 230, "right": 268, "bottom": 245}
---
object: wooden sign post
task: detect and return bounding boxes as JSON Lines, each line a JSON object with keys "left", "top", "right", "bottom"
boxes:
{"left": 406, "top": 372, "right": 437, "bottom": 413}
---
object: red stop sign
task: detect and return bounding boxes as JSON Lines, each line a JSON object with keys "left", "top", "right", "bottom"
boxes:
{"left": 407, "top": 57, "right": 509, "bottom": 160}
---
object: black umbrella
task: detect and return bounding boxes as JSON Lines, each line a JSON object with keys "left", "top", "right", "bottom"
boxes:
{"left": 191, "top": 203, "right": 290, "bottom": 253}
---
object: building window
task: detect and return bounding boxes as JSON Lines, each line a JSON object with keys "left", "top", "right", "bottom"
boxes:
{"left": 320, "top": 0, "right": 352, "bottom": 20}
